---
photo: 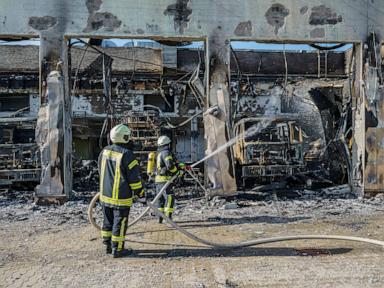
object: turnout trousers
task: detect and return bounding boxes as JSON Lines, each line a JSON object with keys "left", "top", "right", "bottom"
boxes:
{"left": 156, "top": 182, "right": 175, "bottom": 219}
{"left": 101, "top": 205, "right": 130, "bottom": 251}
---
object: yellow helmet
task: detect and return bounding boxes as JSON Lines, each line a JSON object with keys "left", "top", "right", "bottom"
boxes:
{"left": 157, "top": 135, "right": 171, "bottom": 146}
{"left": 110, "top": 124, "right": 131, "bottom": 144}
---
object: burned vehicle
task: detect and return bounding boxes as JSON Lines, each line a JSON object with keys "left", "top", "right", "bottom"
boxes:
{"left": 0, "top": 117, "right": 41, "bottom": 188}
{"left": 233, "top": 115, "right": 305, "bottom": 187}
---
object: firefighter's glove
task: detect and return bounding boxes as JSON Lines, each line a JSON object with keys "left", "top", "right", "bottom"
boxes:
{"left": 178, "top": 162, "right": 191, "bottom": 172}
{"left": 134, "top": 189, "right": 146, "bottom": 203}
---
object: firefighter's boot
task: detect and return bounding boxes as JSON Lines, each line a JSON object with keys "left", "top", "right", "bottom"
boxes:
{"left": 112, "top": 248, "right": 133, "bottom": 258}
{"left": 103, "top": 239, "right": 112, "bottom": 254}
{"left": 105, "top": 243, "right": 112, "bottom": 254}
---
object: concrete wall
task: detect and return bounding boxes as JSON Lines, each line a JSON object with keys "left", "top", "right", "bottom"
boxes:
{"left": 0, "top": 0, "right": 380, "bottom": 42}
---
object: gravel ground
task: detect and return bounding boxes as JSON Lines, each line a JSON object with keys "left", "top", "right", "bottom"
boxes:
{"left": 1, "top": 187, "right": 384, "bottom": 288}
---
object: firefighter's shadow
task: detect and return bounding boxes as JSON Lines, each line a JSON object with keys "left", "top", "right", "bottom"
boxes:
{"left": 128, "top": 247, "right": 352, "bottom": 258}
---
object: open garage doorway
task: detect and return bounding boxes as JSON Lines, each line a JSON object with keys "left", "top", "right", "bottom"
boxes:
{"left": 67, "top": 38, "right": 206, "bottom": 194}
{"left": 229, "top": 41, "right": 357, "bottom": 193}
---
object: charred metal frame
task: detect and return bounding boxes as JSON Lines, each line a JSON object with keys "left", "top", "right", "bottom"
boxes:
{"left": 0, "top": 0, "right": 382, "bottom": 199}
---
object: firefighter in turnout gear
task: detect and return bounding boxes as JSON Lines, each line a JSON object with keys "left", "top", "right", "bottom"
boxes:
{"left": 155, "top": 135, "right": 188, "bottom": 223}
{"left": 98, "top": 124, "right": 144, "bottom": 258}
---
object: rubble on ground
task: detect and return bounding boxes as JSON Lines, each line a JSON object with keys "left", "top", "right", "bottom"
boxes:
{"left": 73, "top": 160, "right": 99, "bottom": 192}
{"left": 2, "top": 185, "right": 384, "bottom": 228}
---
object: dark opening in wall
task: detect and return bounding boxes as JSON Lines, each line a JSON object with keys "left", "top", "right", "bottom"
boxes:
{"left": 230, "top": 40, "right": 353, "bottom": 190}
{"left": 309, "top": 86, "right": 349, "bottom": 185}
{"left": 144, "top": 94, "right": 174, "bottom": 112}
{"left": 0, "top": 94, "right": 29, "bottom": 112}
{"left": 68, "top": 38, "right": 206, "bottom": 192}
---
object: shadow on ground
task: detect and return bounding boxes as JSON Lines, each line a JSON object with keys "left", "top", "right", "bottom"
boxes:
{"left": 124, "top": 247, "right": 352, "bottom": 258}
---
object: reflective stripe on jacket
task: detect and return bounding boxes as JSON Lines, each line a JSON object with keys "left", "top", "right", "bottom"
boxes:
{"left": 155, "top": 146, "right": 179, "bottom": 183}
{"left": 98, "top": 144, "right": 144, "bottom": 208}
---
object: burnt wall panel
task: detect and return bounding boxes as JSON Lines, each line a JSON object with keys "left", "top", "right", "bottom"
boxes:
{"left": 71, "top": 47, "right": 163, "bottom": 74}
{"left": 0, "top": 46, "right": 39, "bottom": 73}
{"left": 0, "top": 46, "right": 163, "bottom": 74}
{"left": 177, "top": 49, "right": 346, "bottom": 76}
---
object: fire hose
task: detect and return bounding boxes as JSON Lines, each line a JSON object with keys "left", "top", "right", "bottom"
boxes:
{"left": 87, "top": 172, "right": 384, "bottom": 249}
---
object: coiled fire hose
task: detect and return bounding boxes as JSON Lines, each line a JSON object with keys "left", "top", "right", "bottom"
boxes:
{"left": 88, "top": 174, "right": 176, "bottom": 230}
{"left": 88, "top": 173, "right": 384, "bottom": 248}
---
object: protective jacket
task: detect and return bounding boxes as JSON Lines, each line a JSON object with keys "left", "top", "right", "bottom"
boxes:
{"left": 155, "top": 145, "right": 179, "bottom": 183}
{"left": 98, "top": 144, "right": 144, "bottom": 208}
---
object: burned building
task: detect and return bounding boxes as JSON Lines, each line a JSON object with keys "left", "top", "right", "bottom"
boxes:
{"left": 0, "top": 43, "right": 206, "bottom": 191}
{"left": 0, "top": 0, "right": 383, "bottom": 200}
{"left": 0, "top": 41, "right": 365, "bottom": 195}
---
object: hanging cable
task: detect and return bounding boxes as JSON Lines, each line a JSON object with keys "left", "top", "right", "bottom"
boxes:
{"left": 138, "top": 104, "right": 203, "bottom": 129}
{"left": 310, "top": 43, "right": 347, "bottom": 51}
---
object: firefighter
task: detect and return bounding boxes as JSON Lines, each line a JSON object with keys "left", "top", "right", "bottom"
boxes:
{"left": 155, "top": 135, "right": 188, "bottom": 223}
{"left": 98, "top": 124, "right": 144, "bottom": 258}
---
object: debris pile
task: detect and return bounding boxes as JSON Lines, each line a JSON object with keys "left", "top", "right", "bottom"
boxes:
{"left": 73, "top": 160, "right": 99, "bottom": 193}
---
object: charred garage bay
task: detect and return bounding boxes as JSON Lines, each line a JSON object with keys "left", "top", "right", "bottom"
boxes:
{"left": 0, "top": 41, "right": 358, "bottom": 197}
{"left": 2, "top": 0, "right": 384, "bottom": 287}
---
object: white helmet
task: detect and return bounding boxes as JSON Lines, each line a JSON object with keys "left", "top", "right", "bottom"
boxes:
{"left": 157, "top": 135, "right": 171, "bottom": 146}
{"left": 110, "top": 124, "right": 131, "bottom": 144}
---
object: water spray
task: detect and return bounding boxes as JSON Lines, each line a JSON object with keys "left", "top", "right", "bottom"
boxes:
{"left": 88, "top": 97, "right": 384, "bottom": 249}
